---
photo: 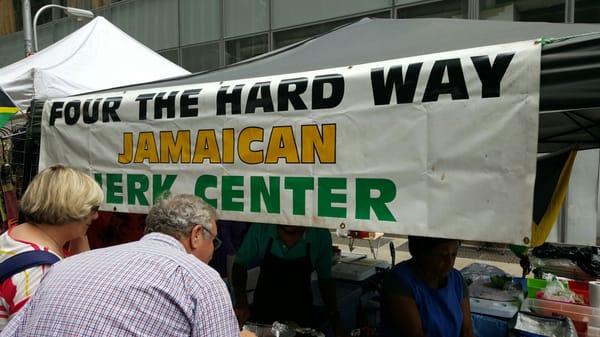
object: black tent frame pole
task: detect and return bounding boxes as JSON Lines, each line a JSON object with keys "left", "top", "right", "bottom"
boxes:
{"left": 539, "top": 111, "right": 600, "bottom": 143}
{"left": 564, "top": 111, "right": 600, "bottom": 142}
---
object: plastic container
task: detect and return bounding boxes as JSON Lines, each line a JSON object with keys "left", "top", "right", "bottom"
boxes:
{"left": 242, "top": 323, "right": 276, "bottom": 337}
{"left": 527, "top": 279, "right": 547, "bottom": 299}
{"left": 513, "top": 277, "right": 527, "bottom": 293}
{"left": 526, "top": 278, "right": 568, "bottom": 299}
{"left": 470, "top": 298, "right": 519, "bottom": 319}
{"left": 471, "top": 313, "right": 509, "bottom": 337}
{"left": 521, "top": 298, "right": 600, "bottom": 337}
{"left": 511, "top": 312, "right": 578, "bottom": 337}
{"left": 569, "top": 280, "right": 590, "bottom": 305}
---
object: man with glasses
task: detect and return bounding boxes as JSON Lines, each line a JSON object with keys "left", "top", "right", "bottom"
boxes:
{"left": 0, "top": 194, "right": 245, "bottom": 337}
{"left": 203, "top": 226, "right": 222, "bottom": 250}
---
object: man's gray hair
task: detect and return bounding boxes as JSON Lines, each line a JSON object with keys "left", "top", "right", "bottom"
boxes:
{"left": 145, "top": 194, "right": 216, "bottom": 240}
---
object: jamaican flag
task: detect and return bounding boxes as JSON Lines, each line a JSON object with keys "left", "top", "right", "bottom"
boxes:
{"left": 530, "top": 148, "right": 577, "bottom": 247}
{"left": 510, "top": 148, "right": 576, "bottom": 271}
{"left": 0, "top": 87, "right": 18, "bottom": 128}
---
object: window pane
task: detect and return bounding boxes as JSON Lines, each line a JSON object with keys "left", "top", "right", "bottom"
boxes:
{"left": 34, "top": 23, "right": 54, "bottom": 51}
{"left": 575, "top": 0, "right": 600, "bottom": 23}
{"left": 180, "top": 0, "right": 220, "bottom": 45}
{"left": 274, "top": 12, "right": 389, "bottom": 49}
{"left": 158, "top": 48, "right": 180, "bottom": 65}
{"left": 272, "top": 0, "right": 392, "bottom": 29}
{"left": 32, "top": 1, "right": 54, "bottom": 26}
{"left": 274, "top": 21, "right": 346, "bottom": 49}
{"left": 479, "top": 0, "right": 565, "bottom": 22}
{"left": 224, "top": 0, "right": 268, "bottom": 38}
{"left": 54, "top": 17, "right": 84, "bottom": 41}
{"left": 63, "top": 1, "right": 89, "bottom": 9}
{"left": 371, "top": 10, "right": 392, "bottom": 18}
{"left": 0, "top": 0, "right": 18, "bottom": 37}
{"left": 397, "top": 0, "right": 467, "bottom": 18}
{"left": 396, "top": 0, "right": 428, "bottom": 4}
{"left": 111, "top": 0, "right": 179, "bottom": 50}
{"left": 225, "top": 34, "right": 268, "bottom": 65}
{"left": 182, "top": 43, "right": 220, "bottom": 73}
{"left": 0, "top": 31, "right": 25, "bottom": 67}
{"left": 91, "top": 0, "right": 109, "bottom": 9}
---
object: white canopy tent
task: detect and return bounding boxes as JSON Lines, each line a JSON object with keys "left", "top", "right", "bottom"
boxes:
{"left": 0, "top": 16, "right": 189, "bottom": 112}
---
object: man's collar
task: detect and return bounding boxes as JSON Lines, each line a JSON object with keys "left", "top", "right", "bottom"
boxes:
{"left": 141, "top": 232, "right": 186, "bottom": 253}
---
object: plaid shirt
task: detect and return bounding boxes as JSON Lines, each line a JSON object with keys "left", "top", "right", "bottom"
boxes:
{"left": 0, "top": 233, "right": 239, "bottom": 337}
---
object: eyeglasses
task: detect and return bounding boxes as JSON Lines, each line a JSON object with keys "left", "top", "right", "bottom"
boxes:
{"left": 90, "top": 205, "right": 100, "bottom": 214}
{"left": 202, "top": 227, "right": 222, "bottom": 250}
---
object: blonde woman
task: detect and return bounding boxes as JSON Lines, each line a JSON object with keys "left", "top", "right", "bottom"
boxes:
{"left": 0, "top": 165, "right": 103, "bottom": 330}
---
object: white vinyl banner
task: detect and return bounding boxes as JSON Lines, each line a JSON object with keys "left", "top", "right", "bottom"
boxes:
{"left": 40, "top": 40, "right": 541, "bottom": 244}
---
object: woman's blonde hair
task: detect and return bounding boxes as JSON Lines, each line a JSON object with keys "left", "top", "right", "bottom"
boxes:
{"left": 20, "top": 165, "right": 104, "bottom": 225}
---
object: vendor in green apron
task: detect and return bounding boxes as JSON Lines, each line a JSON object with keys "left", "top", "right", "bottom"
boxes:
{"left": 232, "top": 223, "right": 340, "bottom": 333}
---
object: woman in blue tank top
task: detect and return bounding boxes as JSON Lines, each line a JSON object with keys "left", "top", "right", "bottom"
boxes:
{"left": 382, "top": 236, "right": 474, "bottom": 337}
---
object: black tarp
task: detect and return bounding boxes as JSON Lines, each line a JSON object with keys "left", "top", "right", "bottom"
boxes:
{"left": 533, "top": 149, "right": 574, "bottom": 225}
{"left": 0, "top": 88, "right": 15, "bottom": 109}
{"left": 539, "top": 35, "right": 600, "bottom": 152}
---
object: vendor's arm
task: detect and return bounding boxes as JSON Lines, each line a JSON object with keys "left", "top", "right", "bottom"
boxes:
{"left": 318, "top": 278, "right": 344, "bottom": 336}
{"left": 313, "top": 229, "right": 343, "bottom": 335}
{"left": 232, "top": 262, "right": 251, "bottom": 326}
{"left": 383, "top": 272, "right": 427, "bottom": 337}
{"left": 387, "top": 295, "right": 427, "bottom": 337}
{"left": 457, "top": 272, "right": 474, "bottom": 337}
{"left": 460, "top": 294, "right": 474, "bottom": 337}
{"left": 231, "top": 223, "right": 263, "bottom": 325}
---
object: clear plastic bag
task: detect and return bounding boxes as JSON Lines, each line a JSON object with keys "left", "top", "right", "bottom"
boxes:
{"left": 461, "top": 263, "right": 508, "bottom": 284}
{"left": 271, "top": 322, "right": 295, "bottom": 337}
{"left": 541, "top": 278, "right": 579, "bottom": 304}
{"left": 242, "top": 323, "right": 275, "bottom": 337}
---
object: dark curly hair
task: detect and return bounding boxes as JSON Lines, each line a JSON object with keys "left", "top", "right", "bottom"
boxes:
{"left": 408, "top": 235, "right": 459, "bottom": 258}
